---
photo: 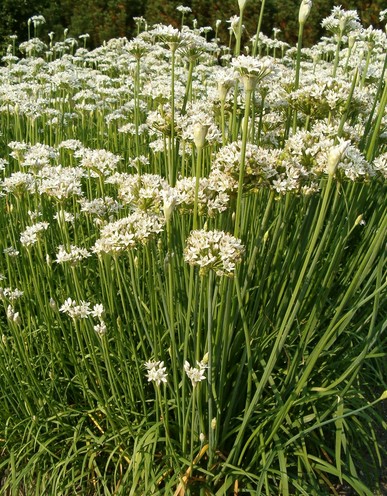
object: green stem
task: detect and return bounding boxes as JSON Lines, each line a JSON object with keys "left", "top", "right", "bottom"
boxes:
{"left": 292, "top": 22, "right": 305, "bottom": 133}
{"left": 207, "top": 272, "right": 214, "bottom": 467}
{"left": 252, "top": 0, "right": 267, "bottom": 57}
{"left": 234, "top": 88, "right": 252, "bottom": 238}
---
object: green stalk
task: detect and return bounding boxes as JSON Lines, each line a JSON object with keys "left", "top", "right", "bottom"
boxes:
{"left": 252, "top": 0, "right": 267, "bottom": 57}
{"left": 366, "top": 79, "right": 387, "bottom": 162}
{"left": 193, "top": 144, "right": 203, "bottom": 230}
{"left": 227, "top": 174, "right": 335, "bottom": 467}
{"left": 182, "top": 59, "right": 194, "bottom": 115}
{"left": 207, "top": 271, "right": 214, "bottom": 467}
{"left": 332, "top": 30, "right": 343, "bottom": 78}
{"left": 234, "top": 86, "right": 252, "bottom": 238}
{"left": 234, "top": 7, "right": 245, "bottom": 57}
{"left": 292, "top": 22, "right": 305, "bottom": 133}
{"left": 169, "top": 47, "right": 177, "bottom": 186}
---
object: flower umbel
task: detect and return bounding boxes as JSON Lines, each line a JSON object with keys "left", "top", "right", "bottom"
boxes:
{"left": 184, "top": 230, "right": 245, "bottom": 277}
{"left": 145, "top": 360, "right": 168, "bottom": 387}
{"left": 184, "top": 359, "right": 207, "bottom": 387}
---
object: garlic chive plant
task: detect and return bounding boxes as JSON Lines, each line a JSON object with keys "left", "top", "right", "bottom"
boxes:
{"left": 0, "top": 2, "right": 386, "bottom": 495}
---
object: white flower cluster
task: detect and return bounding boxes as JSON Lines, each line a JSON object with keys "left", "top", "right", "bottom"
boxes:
{"left": 184, "top": 229, "right": 245, "bottom": 277}
{"left": 144, "top": 360, "right": 168, "bottom": 386}
{"left": 20, "top": 222, "right": 49, "bottom": 247}
{"left": 231, "top": 55, "right": 273, "bottom": 90}
{"left": 184, "top": 359, "right": 207, "bottom": 387}
{"left": 176, "top": 102, "right": 220, "bottom": 146}
{"left": 115, "top": 173, "right": 168, "bottom": 212}
{"left": 37, "top": 165, "right": 84, "bottom": 199}
{"left": 1, "top": 171, "right": 35, "bottom": 194}
{"left": 55, "top": 245, "right": 90, "bottom": 265}
{"left": 321, "top": 6, "right": 361, "bottom": 35}
{"left": 79, "top": 196, "right": 122, "bottom": 219}
{"left": 93, "top": 212, "right": 165, "bottom": 255}
{"left": 174, "top": 172, "right": 235, "bottom": 217}
{"left": 373, "top": 153, "right": 387, "bottom": 179}
{"left": 59, "top": 299, "right": 106, "bottom": 335}
{"left": 213, "top": 141, "right": 285, "bottom": 191}
{"left": 0, "top": 287, "right": 24, "bottom": 302}
{"left": 76, "top": 147, "right": 122, "bottom": 177}
{"left": 20, "top": 143, "right": 59, "bottom": 171}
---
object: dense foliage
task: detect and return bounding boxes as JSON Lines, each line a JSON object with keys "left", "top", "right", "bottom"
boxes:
{"left": 0, "top": 0, "right": 386, "bottom": 53}
{"left": 0, "top": 1, "right": 386, "bottom": 495}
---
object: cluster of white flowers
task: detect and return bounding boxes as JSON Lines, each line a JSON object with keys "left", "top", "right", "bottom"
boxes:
{"left": 184, "top": 230, "right": 245, "bottom": 277}
{"left": 3, "top": 246, "right": 19, "bottom": 257}
{"left": 174, "top": 173, "right": 234, "bottom": 217}
{"left": 373, "top": 153, "right": 387, "bottom": 179}
{"left": 175, "top": 102, "right": 221, "bottom": 146}
{"left": 115, "top": 173, "right": 168, "bottom": 212}
{"left": 321, "top": 6, "right": 361, "bottom": 35}
{"left": 37, "top": 165, "right": 84, "bottom": 199}
{"left": 0, "top": 287, "right": 24, "bottom": 302}
{"left": 78, "top": 196, "right": 122, "bottom": 219}
{"left": 231, "top": 55, "right": 273, "bottom": 90}
{"left": 54, "top": 210, "right": 75, "bottom": 224}
{"left": 93, "top": 212, "right": 165, "bottom": 255}
{"left": 76, "top": 148, "right": 122, "bottom": 177}
{"left": 55, "top": 245, "right": 90, "bottom": 265}
{"left": 20, "top": 143, "right": 59, "bottom": 171}
{"left": 59, "top": 299, "right": 106, "bottom": 335}
{"left": 20, "top": 221, "right": 49, "bottom": 247}
{"left": 144, "top": 360, "right": 168, "bottom": 386}
{"left": 184, "top": 358, "right": 207, "bottom": 387}
{"left": 213, "top": 141, "right": 280, "bottom": 189}
{"left": 281, "top": 125, "right": 375, "bottom": 182}
{"left": 1, "top": 171, "right": 35, "bottom": 195}
{"left": 59, "top": 298, "right": 92, "bottom": 319}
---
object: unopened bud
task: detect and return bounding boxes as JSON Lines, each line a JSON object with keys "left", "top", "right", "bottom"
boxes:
{"left": 238, "top": 0, "right": 248, "bottom": 12}
{"left": 327, "top": 141, "right": 350, "bottom": 176}
{"left": 193, "top": 123, "right": 210, "bottom": 149}
{"left": 163, "top": 196, "right": 176, "bottom": 222}
{"left": 211, "top": 418, "right": 217, "bottom": 430}
{"left": 299, "top": 0, "right": 313, "bottom": 25}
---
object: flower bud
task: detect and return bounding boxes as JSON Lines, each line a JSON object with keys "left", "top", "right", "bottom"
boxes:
{"left": 327, "top": 140, "right": 350, "bottom": 176}
{"left": 299, "top": 0, "right": 313, "bottom": 25}
{"left": 211, "top": 418, "right": 217, "bottom": 430}
{"left": 238, "top": 0, "right": 248, "bottom": 12}
{"left": 354, "top": 214, "right": 365, "bottom": 227}
{"left": 163, "top": 195, "right": 176, "bottom": 222}
{"left": 193, "top": 123, "right": 210, "bottom": 149}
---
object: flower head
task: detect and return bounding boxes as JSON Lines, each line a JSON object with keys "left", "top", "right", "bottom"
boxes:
{"left": 145, "top": 360, "right": 168, "bottom": 386}
{"left": 184, "top": 229, "right": 245, "bottom": 277}
{"left": 184, "top": 359, "right": 207, "bottom": 387}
